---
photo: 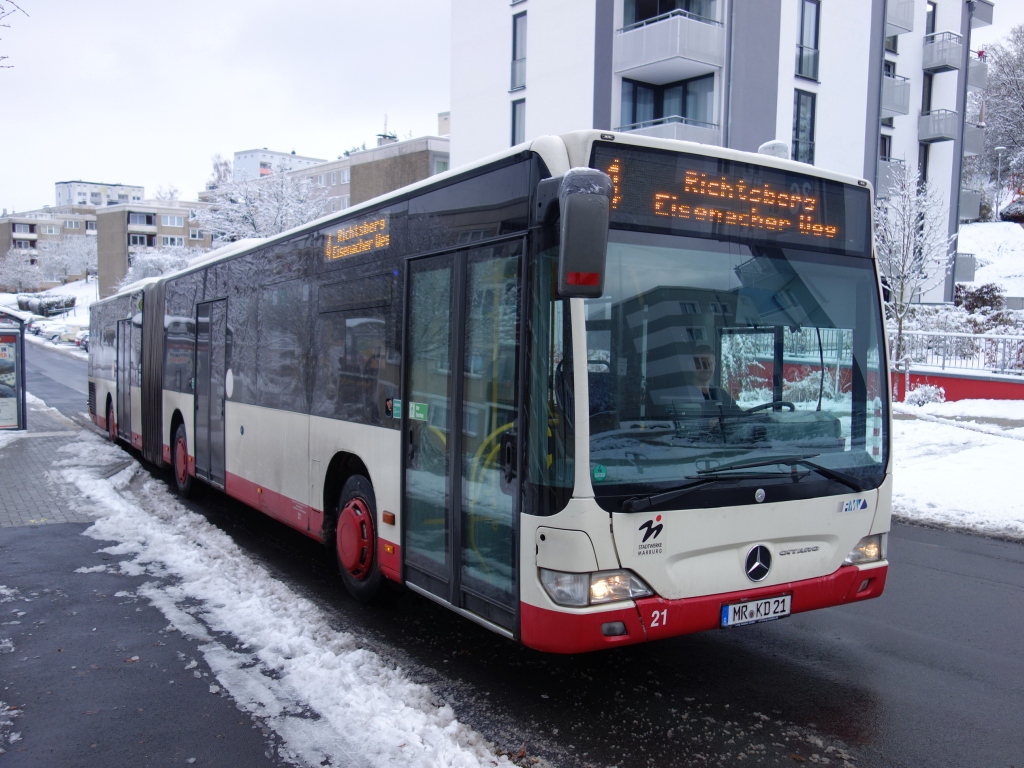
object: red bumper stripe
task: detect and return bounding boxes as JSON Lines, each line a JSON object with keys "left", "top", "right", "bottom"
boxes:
{"left": 520, "top": 564, "right": 887, "bottom": 654}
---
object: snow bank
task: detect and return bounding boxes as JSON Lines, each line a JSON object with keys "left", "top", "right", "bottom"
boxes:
{"left": 57, "top": 432, "right": 514, "bottom": 768}
{"left": 898, "top": 398, "right": 1024, "bottom": 422}
{"left": 893, "top": 417, "right": 1024, "bottom": 540}
{"left": 957, "top": 222, "right": 1024, "bottom": 296}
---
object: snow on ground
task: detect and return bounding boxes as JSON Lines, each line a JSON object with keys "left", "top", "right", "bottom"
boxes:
{"left": 0, "top": 278, "right": 99, "bottom": 324}
{"left": 55, "top": 429, "right": 517, "bottom": 768}
{"left": 957, "top": 222, "right": 1024, "bottom": 296}
{"left": 893, "top": 399, "right": 1024, "bottom": 540}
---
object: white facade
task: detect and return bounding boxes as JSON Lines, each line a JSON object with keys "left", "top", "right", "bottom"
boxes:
{"left": 233, "top": 148, "right": 327, "bottom": 181}
{"left": 55, "top": 181, "right": 144, "bottom": 208}
{"left": 451, "top": 0, "right": 995, "bottom": 302}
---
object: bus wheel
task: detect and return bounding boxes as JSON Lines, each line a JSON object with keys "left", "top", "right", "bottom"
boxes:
{"left": 172, "top": 423, "right": 196, "bottom": 498}
{"left": 106, "top": 401, "right": 116, "bottom": 442}
{"left": 335, "top": 475, "right": 383, "bottom": 603}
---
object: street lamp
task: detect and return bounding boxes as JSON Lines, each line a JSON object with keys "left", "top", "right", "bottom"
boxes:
{"left": 995, "top": 146, "right": 1007, "bottom": 220}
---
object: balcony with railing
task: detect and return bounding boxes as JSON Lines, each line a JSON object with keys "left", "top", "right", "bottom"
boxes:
{"left": 971, "top": 0, "right": 994, "bottom": 28}
{"left": 876, "top": 157, "right": 904, "bottom": 198}
{"left": 614, "top": 8, "right": 725, "bottom": 85}
{"left": 617, "top": 115, "right": 721, "bottom": 146}
{"left": 922, "top": 31, "right": 962, "bottom": 72}
{"left": 510, "top": 58, "right": 526, "bottom": 91}
{"left": 963, "top": 122, "right": 985, "bottom": 156}
{"left": 919, "top": 109, "right": 957, "bottom": 143}
{"left": 968, "top": 51, "right": 988, "bottom": 90}
{"left": 955, "top": 253, "right": 976, "bottom": 282}
{"left": 795, "top": 45, "right": 818, "bottom": 80}
{"left": 881, "top": 73, "right": 911, "bottom": 117}
{"left": 960, "top": 188, "right": 982, "bottom": 220}
{"left": 885, "top": 0, "right": 914, "bottom": 36}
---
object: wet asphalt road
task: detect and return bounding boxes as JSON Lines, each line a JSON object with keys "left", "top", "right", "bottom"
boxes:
{"left": 21, "top": 340, "right": 1024, "bottom": 767}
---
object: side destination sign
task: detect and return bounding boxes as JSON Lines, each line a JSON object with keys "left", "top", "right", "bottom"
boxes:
{"left": 325, "top": 213, "right": 390, "bottom": 261}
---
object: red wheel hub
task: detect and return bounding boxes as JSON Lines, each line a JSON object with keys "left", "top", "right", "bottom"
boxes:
{"left": 337, "top": 497, "right": 374, "bottom": 580}
{"left": 175, "top": 437, "right": 188, "bottom": 485}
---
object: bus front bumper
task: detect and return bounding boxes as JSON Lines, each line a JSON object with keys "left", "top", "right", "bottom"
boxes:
{"left": 520, "top": 562, "right": 888, "bottom": 654}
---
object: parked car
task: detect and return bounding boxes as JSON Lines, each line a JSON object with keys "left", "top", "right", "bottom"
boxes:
{"left": 76, "top": 330, "right": 90, "bottom": 352}
{"left": 49, "top": 324, "right": 83, "bottom": 343}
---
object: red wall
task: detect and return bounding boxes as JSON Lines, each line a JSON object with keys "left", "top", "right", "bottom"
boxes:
{"left": 891, "top": 371, "right": 1024, "bottom": 401}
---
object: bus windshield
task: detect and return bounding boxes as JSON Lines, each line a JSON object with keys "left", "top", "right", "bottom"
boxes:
{"left": 585, "top": 229, "right": 888, "bottom": 510}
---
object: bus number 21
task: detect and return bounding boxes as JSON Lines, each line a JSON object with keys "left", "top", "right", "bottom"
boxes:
{"left": 650, "top": 609, "right": 668, "bottom": 627}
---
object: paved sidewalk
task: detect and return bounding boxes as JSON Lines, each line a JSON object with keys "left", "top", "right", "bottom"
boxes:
{"left": 0, "top": 402, "right": 90, "bottom": 528}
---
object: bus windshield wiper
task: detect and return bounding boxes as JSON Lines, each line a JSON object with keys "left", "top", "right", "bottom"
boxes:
{"left": 697, "top": 453, "right": 866, "bottom": 492}
{"left": 622, "top": 472, "right": 797, "bottom": 513}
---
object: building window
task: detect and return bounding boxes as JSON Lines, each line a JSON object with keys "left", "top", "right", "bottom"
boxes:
{"left": 14, "top": 240, "right": 32, "bottom": 249}
{"left": 792, "top": 89, "right": 816, "bottom": 164}
{"left": 511, "top": 12, "right": 527, "bottom": 90}
{"left": 41, "top": 225, "right": 60, "bottom": 235}
{"left": 925, "top": 1, "right": 936, "bottom": 36}
{"left": 921, "top": 72, "right": 933, "bottom": 113}
{"left": 63, "top": 220, "right": 81, "bottom": 229}
{"left": 339, "top": 196, "right": 350, "bottom": 209}
{"left": 624, "top": 0, "right": 718, "bottom": 26}
{"left": 161, "top": 215, "right": 184, "bottom": 227}
{"left": 339, "top": 167, "right": 350, "bottom": 184}
{"left": 434, "top": 159, "right": 449, "bottom": 175}
{"left": 86, "top": 221, "right": 96, "bottom": 231}
{"left": 880, "top": 134, "right": 892, "bottom": 161}
{"left": 118, "top": 194, "right": 128, "bottom": 201}
{"left": 331, "top": 201, "right": 337, "bottom": 212}
{"left": 161, "top": 235, "right": 185, "bottom": 247}
{"left": 795, "top": 0, "right": 819, "bottom": 80}
{"left": 129, "top": 234, "right": 149, "bottom": 246}
{"left": 918, "top": 143, "right": 930, "bottom": 182}
{"left": 885, "top": 35, "right": 899, "bottom": 54}
{"left": 511, "top": 99, "right": 526, "bottom": 145}
{"left": 620, "top": 75, "right": 714, "bottom": 128}
{"left": 317, "top": 174, "right": 326, "bottom": 186}
{"left": 129, "top": 213, "right": 154, "bottom": 226}
{"left": 132, "top": 196, "right": 141, "bottom": 201}
{"left": 13, "top": 223, "right": 31, "bottom": 233}
{"left": 189, "top": 228, "right": 203, "bottom": 240}
{"left": 330, "top": 171, "right": 336, "bottom": 185}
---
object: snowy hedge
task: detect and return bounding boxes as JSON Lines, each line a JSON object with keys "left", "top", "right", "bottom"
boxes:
{"left": 16, "top": 294, "right": 76, "bottom": 316}
{"left": 904, "top": 384, "right": 946, "bottom": 407}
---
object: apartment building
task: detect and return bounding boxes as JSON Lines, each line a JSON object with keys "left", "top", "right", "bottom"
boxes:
{"left": 451, "top": 0, "right": 995, "bottom": 302}
{"left": 96, "top": 201, "right": 213, "bottom": 298}
{"left": 287, "top": 131, "right": 451, "bottom": 210}
{"left": 0, "top": 208, "right": 97, "bottom": 261}
{"left": 233, "top": 148, "right": 327, "bottom": 181}
{"left": 55, "top": 181, "right": 144, "bottom": 208}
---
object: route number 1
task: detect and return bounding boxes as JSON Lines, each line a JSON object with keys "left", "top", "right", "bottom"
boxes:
{"left": 650, "top": 609, "right": 668, "bottom": 627}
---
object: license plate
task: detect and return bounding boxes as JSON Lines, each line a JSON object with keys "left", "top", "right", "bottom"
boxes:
{"left": 721, "top": 595, "right": 792, "bottom": 627}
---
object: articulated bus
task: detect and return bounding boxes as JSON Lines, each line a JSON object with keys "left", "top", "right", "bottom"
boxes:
{"left": 89, "top": 131, "right": 891, "bottom": 653}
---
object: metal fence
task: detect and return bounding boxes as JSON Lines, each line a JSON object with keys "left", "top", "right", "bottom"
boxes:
{"left": 893, "top": 330, "right": 1024, "bottom": 375}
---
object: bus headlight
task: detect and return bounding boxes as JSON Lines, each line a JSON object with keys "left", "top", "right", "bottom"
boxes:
{"left": 540, "top": 568, "right": 653, "bottom": 607}
{"left": 843, "top": 533, "right": 886, "bottom": 565}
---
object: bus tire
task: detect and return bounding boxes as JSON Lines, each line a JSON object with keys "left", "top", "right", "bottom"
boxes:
{"left": 172, "top": 423, "right": 197, "bottom": 499}
{"left": 106, "top": 400, "right": 117, "bottom": 442}
{"left": 335, "top": 475, "right": 383, "bottom": 603}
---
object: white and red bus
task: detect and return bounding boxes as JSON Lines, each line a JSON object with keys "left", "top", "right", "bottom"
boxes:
{"left": 89, "top": 131, "right": 891, "bottom": 653}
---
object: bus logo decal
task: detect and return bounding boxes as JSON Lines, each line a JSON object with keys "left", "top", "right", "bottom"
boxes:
{"left": 839, "top": 498, "right": 868, "bottom": 513}
{"left": 636, "top": 516, "right": 664, "bottom": 557}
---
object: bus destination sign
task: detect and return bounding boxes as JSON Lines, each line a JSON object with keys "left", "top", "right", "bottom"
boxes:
{"left": 324, "top": 214, "right": 391, "bottom": 261}
{"left": 591, "top": 144, "right": 870, "bottom": 256}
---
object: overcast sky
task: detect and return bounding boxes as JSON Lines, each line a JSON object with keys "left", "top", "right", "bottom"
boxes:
{"left": 0, "top": 0, "right": 452, "bottom": 213}
{"left": 1, "top": 1, "right": 1022, "bottom": 215}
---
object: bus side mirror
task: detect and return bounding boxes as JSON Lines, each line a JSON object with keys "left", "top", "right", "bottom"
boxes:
{"left": 557, "top": 168, "right": 613, "bottom": 298}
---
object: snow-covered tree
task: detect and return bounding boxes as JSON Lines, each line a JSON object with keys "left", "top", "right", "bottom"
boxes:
{"left": 37, "top": 235, "right": 96, "bottom": 283}
{"left": 193, "top": 172, "right": 328, "bottom": 243}
{"left": 874, "top": 163, "right": 951, "bottom": 361}
{"left": 155, "top": 184, "right": 180, "bottom": 201}
{"left": 0, "top": 1, "right": 28, "bottom": 70}
{"left": 118, "top": 246, "right": 203, "bottom": 289}
{"left": 207, "top": 154, "right": 232, "bottom": 190}
{"left": 981, "top": 25, "right": 1024, "bottom": 198}
{"left": 0, "top": 248, "right": 41, "bottom": 291}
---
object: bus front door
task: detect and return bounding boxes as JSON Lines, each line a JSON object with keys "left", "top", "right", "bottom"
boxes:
{"left": 116, "top": 319, "right": 131, "bottom": 441}
{"left": 194, "top": 299, "right": 227, "bottom": 486}
{"left": 403, "top": 240, "right": 524, "bottom": 633}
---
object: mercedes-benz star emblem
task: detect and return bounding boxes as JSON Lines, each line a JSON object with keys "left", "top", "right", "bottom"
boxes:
{"left": 745, "top": 545, "right": 772, "bottom": 582}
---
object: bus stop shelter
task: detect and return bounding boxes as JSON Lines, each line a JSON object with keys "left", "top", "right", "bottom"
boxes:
{"left": 0, "top": 305, "right": 27, "bottom": 431}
